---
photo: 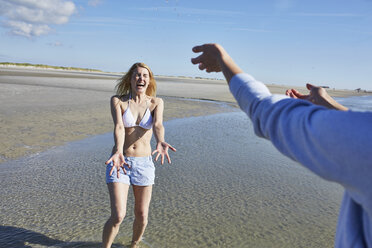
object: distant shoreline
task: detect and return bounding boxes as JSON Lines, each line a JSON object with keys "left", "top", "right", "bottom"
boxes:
{"left": 0, "top": 62, "right": 103, "bottom": 73}
{"left": 0, "top": 63, "right": 223, "bottom": 81}
{"left": 1, "top": 63, "right": 371, "bottom": 94}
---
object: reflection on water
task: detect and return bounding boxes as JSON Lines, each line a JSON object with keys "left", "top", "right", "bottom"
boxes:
{"left": 1, "top": 112, "right": 343, "bottom": 247}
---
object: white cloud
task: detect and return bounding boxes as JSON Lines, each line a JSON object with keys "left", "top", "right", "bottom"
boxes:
{"left": 5, "top": 20, "right": 51, "bottom": 37}
{"left": 0, "top": 0, "right": 76, "bottom": 37}
{"left": 88, "top": 0, "right": 103, "bottom": 7}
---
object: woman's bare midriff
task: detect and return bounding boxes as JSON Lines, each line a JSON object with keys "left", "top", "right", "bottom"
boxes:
{"left": 123, "top": 127, "right": 153, "bottom": 157}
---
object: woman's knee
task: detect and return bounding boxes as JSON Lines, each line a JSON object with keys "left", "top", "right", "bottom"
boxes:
{"left": 111, "top": 210, "right": 126, "bottom": 225}
{"left": 134, "top": 209, "right": 148, "bottom": 223}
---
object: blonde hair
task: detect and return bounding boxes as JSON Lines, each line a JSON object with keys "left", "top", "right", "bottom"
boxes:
{"left": 115, "top": 62, "right": 157, "bottom": 97}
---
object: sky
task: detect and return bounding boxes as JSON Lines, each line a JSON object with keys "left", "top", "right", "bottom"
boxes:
{"left": 0, "top": 0, "right": 372, "bottom": 90}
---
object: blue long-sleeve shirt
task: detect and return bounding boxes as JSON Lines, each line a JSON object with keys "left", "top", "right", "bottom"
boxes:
{"left": 229, "top": 73, "right": 372, "bottom": 247}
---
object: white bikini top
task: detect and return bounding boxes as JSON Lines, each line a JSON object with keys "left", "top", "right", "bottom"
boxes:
{"left": 122, "top": 98, "right": 153, "bottom": 130}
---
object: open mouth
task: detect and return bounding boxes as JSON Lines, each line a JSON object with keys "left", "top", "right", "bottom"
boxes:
{"left": 136, "top": 83, "right": 146, "bottom": 88}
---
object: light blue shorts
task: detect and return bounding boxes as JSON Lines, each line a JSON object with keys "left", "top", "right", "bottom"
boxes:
{"left": 106, "top": 156, "right": 155, "bottom": 186}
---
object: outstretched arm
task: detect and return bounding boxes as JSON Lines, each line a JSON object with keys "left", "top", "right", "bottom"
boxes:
{"left": 105, "top": 96, "right": 128, "bottom": 176}
{"left": 152, "top": 98, "right": 176, "bottom": 164}
{"left": 286, "top": 83, "right": 348, "bottom": 111}
{"left": 191, "top": 43, "right": 372, "bottom": 212}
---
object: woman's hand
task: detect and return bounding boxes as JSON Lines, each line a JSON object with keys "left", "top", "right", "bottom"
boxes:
{"left": 105, "top": 152, "right": 129, "bottom": 178}
{"left": 152, "top": 141, "right": 177, "bottom": 165}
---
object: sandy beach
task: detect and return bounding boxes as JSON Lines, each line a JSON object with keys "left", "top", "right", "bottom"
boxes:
{"left": 1, "top": 67, "right": 370, "bottom": 163}
{"left": 3, "top": 67, "right": 370, "bottom": 247}
{"left": 0, "top": 67, "right": 238, "bottom": 163}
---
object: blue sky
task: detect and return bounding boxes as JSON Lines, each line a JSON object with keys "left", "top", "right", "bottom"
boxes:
{"left": 1, "top": 0, "right": 372, "bottom": 90}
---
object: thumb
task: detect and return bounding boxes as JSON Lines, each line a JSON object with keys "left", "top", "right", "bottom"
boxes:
{"left": 306, "top": 83, "right": 315, "bottom": 90}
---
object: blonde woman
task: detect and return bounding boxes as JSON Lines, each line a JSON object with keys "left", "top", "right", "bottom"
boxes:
{"left": 102, "top": 62, "right": 176, "bottom": 248}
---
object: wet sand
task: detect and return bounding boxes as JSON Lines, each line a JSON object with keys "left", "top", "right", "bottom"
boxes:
{"left": 2, "top": 67, "right": 368, "bottom": 247}
{"left": 0, "top": 112, "right": 343, "bottom": 248}
{"left": 0, "top": 68, "right": 239, "bottom": 163}
{"left": 0, "top": 67, "right": 370, "bottom": 163}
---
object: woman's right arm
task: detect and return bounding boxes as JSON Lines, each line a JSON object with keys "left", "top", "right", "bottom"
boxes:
{"left": 105, "top": 96, "right": 128, "bottom": 176}
{"left": 111, "top": 96, "right": 125, "bottom": 154}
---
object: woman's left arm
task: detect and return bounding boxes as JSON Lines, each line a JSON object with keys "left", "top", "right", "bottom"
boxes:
{"left": 152, "top": 98, "right": 176, "bottom": 164}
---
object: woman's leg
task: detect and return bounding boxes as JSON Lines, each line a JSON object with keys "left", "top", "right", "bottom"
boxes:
{"left": 102, "top": 182, "right": 130, "bottom": 248}
{"left": 131, "top": 185, "right": 153, "bottom": 247}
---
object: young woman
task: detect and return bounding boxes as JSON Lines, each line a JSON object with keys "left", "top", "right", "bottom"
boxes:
{"left": 102, "top": 62, "right": 176, "bottom": 248}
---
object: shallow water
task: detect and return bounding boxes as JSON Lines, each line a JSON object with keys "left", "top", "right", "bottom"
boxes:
{"left": 0, "top": 111, "right": 345, "bottom": 248}
{"left": 336, "top": 95, "right": 372, "bottom": 111}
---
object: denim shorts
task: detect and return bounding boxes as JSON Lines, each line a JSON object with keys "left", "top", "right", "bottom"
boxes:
{"left": 106, "top": 156, "right": 155, "bottom": 186}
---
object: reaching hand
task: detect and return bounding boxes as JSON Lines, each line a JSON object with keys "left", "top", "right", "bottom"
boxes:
{"left": 191, "top": 43, "right": 225, "bottom": 73}
{"left": 191, "top": 43, "right": 243, "bottom": 83}
{"left": 105, "top": 152, "right": 129, "bottom": 178}
{"left": 286, "top": 83, "right": 329, "bottom": 104}
{"left": 152, "top": 141, "right": 177, "bottom": 165}
{"left": 286, "top": 83, "right": 348, "bottom": 111}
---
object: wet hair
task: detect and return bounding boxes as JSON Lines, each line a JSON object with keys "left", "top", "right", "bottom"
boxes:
{"left": 115, "top": 62, "right": 157, "bottom": 97}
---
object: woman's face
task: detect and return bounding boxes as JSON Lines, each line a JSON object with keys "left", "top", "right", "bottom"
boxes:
{"left": 130, "top": 66, "right": 150, "bottom": 95}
